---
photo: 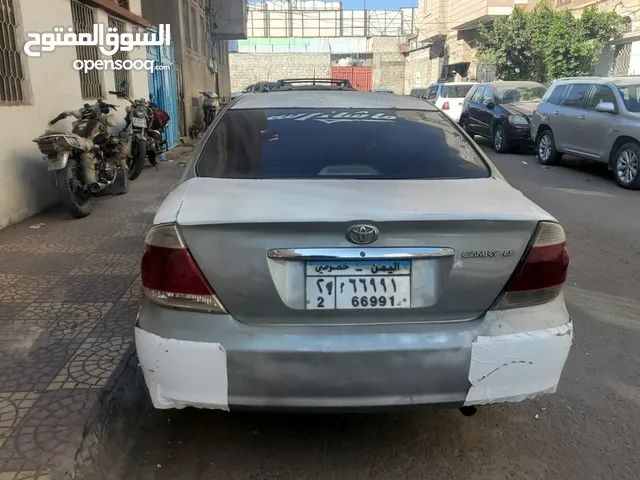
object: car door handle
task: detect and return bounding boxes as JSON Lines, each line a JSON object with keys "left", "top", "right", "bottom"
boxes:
{"left": 578, "top": 115, "right": 586, "bottom": 120}
{"left": 552, "top": 111, "right": 560, "bottom": 116}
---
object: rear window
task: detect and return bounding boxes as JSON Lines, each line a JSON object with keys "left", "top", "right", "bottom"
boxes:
{"left": 196, "top": 108, "right": 490, "bottom": 180}
{"left": 442, "top": 85, "right": 474, "bottom": 98}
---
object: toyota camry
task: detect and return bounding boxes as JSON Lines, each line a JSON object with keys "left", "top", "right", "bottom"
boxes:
{"left": 135, "top": 88, "right": 572, "bottom": 412}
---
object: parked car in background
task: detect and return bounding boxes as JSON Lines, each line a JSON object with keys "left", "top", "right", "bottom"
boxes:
{"left": 423, "top": 82, "right": 478, "bottom": 123}
{"left": 460, "top": 81, "right": 547, "bottom": 153}
{"left": 409, "top": 87, "right": 428, "bottom": 98}
{"left": 371, "top": 88, "right": 395, "bottom": 94}
{"left": 135, "top": 88, "right": 572, "bottom": 413}
{"left": 230, "top": 81, "right": 279, "bottom": 100}
{"left": 531, "top": 76, "right": 640, "bottom": 189}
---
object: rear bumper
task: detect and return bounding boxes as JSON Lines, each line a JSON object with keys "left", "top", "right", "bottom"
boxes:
{"left": 442, "top": 109, "right": 462, "bottom": 123}
{"left": 135, "top": 295, "right": 572, "bottom": 411}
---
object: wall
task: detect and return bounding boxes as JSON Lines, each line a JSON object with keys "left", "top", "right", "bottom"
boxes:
{"left": 142, "top": 0, "right": 233, "bottom": 133}
{"left": 0, "top": 0, "right": 149, "bottom": 230}
{"left": 234, "top": 37, "right": 367, "bottom": 54}
{"left": 228, "top": 36, "right": 408, "bottom": 94}
{"left": 229, "top": 53, "right": 331, "bottom": 92}
{"left": 373, "top": 52, "right": 406, "bottom": 93}
{"left": 404, "top": 47, "right": 439, "bottom": 93}
{"left": 369, "top": 38, "right": 406, "bottom": 93}
{"left": 627, "top": 41, "right": 640, "bottom": 75}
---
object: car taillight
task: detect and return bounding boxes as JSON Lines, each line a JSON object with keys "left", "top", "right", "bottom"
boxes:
{"left": 442, "top": 101, "right": 450, "bottom": 110}
{"left": 141, "top": 224, "right": 226, "bottom": 313}
{"left": 491, "top": 221, "right": 569, "bottom": 310}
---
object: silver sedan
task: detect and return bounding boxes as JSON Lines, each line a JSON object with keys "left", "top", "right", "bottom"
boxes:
{"left": 135, "top": 90, "right": 573, "bottom": 412}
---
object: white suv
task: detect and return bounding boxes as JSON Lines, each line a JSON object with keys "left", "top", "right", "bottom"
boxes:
{"left": 423, "top": 82, "right": 478, "bottom": 122}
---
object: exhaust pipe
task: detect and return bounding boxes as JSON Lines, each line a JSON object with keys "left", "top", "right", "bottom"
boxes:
{"left": 459, "top": 406, "right": 477, "bottom": 417}
{"left": 89, "top": 182, "right": 109, "bottom": 194}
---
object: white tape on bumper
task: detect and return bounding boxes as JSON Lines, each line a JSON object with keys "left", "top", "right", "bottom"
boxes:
{"left": 464, "top": 322, "right": 572, "bottom": 406}
{"left": 135, "top": 327, "right": 229, "bottom": 411}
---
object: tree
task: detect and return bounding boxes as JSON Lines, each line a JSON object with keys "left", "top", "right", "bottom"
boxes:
{"left": 478, "top": 0, "right": 623, "bottom": 82}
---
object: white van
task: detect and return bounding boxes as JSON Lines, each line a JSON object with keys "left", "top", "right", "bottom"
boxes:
{"left": 423, "top": 82, "right": 478, "bottom": 123}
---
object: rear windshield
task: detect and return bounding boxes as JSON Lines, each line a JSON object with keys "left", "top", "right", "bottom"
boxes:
{"left": 442, "top": 85, "right": 474, "bottom": 98}
{"left": 196, "top": 108, "right": 490, "bottom": 180}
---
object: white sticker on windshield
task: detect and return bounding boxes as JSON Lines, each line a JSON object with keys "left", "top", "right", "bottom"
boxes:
{"left": 267, "top": 111, "right": 397, "bottom": 124}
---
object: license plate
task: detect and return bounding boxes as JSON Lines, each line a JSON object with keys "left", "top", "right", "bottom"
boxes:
{"left": 132, "top": 117, "right": 147, "bottom": 128}
{"left": 305, "top": 260, "right": 411, "bottom": 310}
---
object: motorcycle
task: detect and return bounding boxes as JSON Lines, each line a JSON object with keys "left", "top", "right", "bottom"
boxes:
{"left": 201, "top": 91, "right": 220, "bottom": 130}
{"left": 33, "top": 100, "right": 129, "bottom": 218}
{"left": 109, "top": 90, "right": 170, "bottom": 180}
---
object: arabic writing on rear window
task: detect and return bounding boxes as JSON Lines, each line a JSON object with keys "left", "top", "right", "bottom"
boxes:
{"left": 196, "top": 109, "right": 489, "bottom": 180}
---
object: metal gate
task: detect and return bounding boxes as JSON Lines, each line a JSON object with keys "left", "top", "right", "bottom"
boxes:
{"left": 610, "top": 42, "right": 632, "bottom": 77}
{"left": 174, "top": 63, "right": 186, "bottom": 138}
{"left": 331, "top": 66, "right": 372, "bottom": 92}
{"left": 476, "top": 63, "right": 496, "bottom": 83}
{"left": 147, "top": 28, "right": 180, "bottom": 150}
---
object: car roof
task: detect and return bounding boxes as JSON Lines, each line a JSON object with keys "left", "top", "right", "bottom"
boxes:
{"left": 549, "top": 76, "right": 640, "bottom": 87}
{"left": 602, "top": 76, "right": 640, "bottom": 87}
{"left": 230, "top": 91, "right": 440, "bottom": 111}
{"left": 436, "top": 82, "right": 478, "bottom": 86}
{"left": 486, "top": 81, "right": 545, "bottom": 87}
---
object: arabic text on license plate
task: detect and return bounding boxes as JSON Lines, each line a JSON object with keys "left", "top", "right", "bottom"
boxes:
{"left": 132, "top": 117, "right": 147, "bottom": 128}
{"left": 305, "top": 260, "right": 411, "bottom": 310}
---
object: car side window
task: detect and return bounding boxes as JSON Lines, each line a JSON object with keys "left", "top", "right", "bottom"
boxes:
{"left": 561, "top": 84, "right": 590, "bottom": 108}
{"left": 471, "top": 86, "right": 486, "bottom": 103}
{"left": 481, "top": 87, "right": 495, "bottom": 106}
{"left": 584, "top": 85, "right": 617, "bottom": 111}
{"left": 427, "top": 86, "right": 438, "bottom": 100}
{"left": 547, "top": 85, "right": 568, "bottom": 105}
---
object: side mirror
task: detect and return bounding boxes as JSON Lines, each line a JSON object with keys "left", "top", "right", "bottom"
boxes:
{"left": 486, "top": 101, "right": 495, "bottom": 109}
{"left": 596, "top": 101, "right": 616, "bottom": 114}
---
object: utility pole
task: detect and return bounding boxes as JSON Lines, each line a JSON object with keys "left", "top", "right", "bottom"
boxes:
{"left": 364, "top": 0, "right": 367, "bottom": 37}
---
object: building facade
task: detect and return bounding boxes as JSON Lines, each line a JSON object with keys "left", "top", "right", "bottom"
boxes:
{"left": 141, "top": 0, "right": 247, "bottom": 136}
{"left": 230, "top": 1, "right": 416, "bottom": 94}
{"left": 0, "top": 0, "right": 151, "bottom": 230}
{"left": 405, "top": 0, "right": 640, "bottom": 93}
{"left": 537, "top": 0, "right": 640, "bottom": 77}
{"left": 404, "top": 0, "right": 530, "bottom": 93}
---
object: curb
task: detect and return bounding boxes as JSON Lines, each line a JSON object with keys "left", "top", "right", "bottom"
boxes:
{"left": 67, "top": 344, "right": 150, "bottom": 480}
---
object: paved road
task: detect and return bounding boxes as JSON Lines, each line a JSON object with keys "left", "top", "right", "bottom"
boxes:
{"left": 117, "top": 144, "right": 640, "bottom": 480}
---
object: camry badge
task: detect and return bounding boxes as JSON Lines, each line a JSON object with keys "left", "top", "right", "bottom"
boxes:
{"left": 462, "top": 250, "right": 516, "bottom": 258}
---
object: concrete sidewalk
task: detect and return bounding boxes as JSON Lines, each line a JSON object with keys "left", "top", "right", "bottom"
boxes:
{"left": 0, "top": 151, "right": 189, "bottom": 479}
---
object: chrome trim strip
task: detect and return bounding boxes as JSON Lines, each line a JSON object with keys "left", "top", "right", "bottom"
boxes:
{"left": 267, "top": 247, "right": 455, "bottom": 260}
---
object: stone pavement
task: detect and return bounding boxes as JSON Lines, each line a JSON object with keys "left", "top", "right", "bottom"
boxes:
{"left": 0, "top": 150, "right": 189, "bottom": 480}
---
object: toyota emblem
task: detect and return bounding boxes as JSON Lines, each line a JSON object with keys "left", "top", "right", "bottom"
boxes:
{"left": 346, "top": 224, "right": 379, "bottom": 245}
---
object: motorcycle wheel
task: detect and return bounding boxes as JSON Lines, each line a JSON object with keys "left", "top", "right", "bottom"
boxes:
{"left": 129, "top": 138, "right": 145, "bottom": 180}
{"left": 56, "top": 161, "right": 94, "bottom": 218}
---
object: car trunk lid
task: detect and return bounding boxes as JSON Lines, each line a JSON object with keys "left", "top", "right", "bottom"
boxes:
{"left": 171, "top": 177, "right": 547, "bottom": 325}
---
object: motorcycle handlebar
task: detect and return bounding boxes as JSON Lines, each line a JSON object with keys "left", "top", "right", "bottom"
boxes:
{"left": 108, "top": 90, "right": 134, "bottom": 104}
{"left": 49, "top": 113, "right": 67, "bottom": 125}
